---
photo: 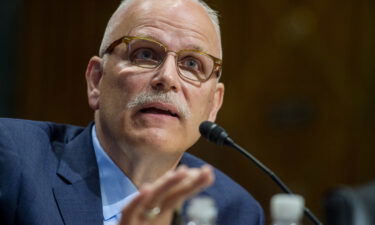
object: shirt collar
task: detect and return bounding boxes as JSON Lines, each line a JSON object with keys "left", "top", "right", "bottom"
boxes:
{"left": 92, "top": 125, "right": 138, "bottom": 221}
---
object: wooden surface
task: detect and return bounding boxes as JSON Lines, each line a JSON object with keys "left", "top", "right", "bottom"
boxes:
{"left": 8, "top": 0, "right": 375, "bottom": 223}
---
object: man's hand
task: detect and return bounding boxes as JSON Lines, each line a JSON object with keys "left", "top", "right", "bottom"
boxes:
{"left": 119, "top": 165, "right": 215, "bottom": 225}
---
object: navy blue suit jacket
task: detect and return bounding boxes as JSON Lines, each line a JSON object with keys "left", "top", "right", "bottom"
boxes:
{"left": 0, "top": 118, "right": 264, "bottom": 225}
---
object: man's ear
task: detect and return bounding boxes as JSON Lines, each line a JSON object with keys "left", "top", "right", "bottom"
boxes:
{"left": 86, "top": 56, "right": 103, "bottom": 111}
{"left": 208, "top": 82, "right": 224, "bottom": 122}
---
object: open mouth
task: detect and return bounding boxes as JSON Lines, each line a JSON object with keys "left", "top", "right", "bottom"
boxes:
{"left": 140, "top": 107, "right": 179, "bottom": 118}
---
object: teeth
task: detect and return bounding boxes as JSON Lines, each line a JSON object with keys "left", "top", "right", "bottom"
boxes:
{"left": 141, "top": 107, "right": 177, "bottom": 117}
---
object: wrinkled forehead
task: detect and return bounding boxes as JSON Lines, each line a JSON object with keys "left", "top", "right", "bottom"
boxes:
{"left": 101, "top": 0, "right": 221, "bottom": 57}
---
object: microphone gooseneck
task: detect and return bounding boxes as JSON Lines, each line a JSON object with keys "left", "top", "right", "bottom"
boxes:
{"left": 199, "top": 121, "right": 323, "bottom": 225}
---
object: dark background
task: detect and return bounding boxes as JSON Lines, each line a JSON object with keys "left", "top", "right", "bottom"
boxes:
{"left": 1, "top": 0, "right": 375, "bottom": 224}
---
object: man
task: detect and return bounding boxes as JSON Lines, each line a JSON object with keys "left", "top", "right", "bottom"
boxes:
{"left": 0, "top": 0, "right": 264, "bottom": 224}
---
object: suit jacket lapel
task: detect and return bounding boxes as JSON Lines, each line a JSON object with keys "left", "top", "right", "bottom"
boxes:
{"left": 53, "top": 124, "right": 103, "bottom": 225}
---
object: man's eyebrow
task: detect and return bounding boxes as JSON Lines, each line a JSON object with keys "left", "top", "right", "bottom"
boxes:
{"left": 137, "top": 34, "right": 157, "bottom": 40}
{"left": 187, "top": 45, "right": 204, "bottom": 52}
{"left": 134, "top": 33, "right": 205, "bottom": 52}
{"left": 133, "top": 33, "right": 162, "bottom": 43}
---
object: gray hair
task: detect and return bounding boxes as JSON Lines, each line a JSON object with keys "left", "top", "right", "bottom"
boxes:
{"left": 99, "top": 0, "right": 221, "bottom": 57}
{"left": 127, "top": 89, "right": 191, "bottom": 119}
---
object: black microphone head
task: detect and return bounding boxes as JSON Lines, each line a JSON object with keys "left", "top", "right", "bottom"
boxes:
{"left": 199, "top": 121, "right": 230, "bottom": 146}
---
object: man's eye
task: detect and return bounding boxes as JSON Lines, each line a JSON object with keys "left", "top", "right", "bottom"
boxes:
{"left": 180, "top": 57, "right": 202, "bottom": 71}
{"left": 132, "top": 48, "right": 156, "bottom": 60}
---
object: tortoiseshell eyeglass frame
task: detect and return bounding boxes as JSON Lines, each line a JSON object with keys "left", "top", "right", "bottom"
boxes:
{"left": 102, "top": 36, "right": 223, "bottom": 82}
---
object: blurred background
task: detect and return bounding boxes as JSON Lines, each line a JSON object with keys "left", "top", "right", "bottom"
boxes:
{"left": 1, "top": 0, "right": 374, "bottom": 224}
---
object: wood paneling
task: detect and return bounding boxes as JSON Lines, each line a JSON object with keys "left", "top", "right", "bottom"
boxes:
{"left": 16, "top": 0, "right": 119, "bottom": 124}
{"left": 11, "top": 0, "right": 375, "bottom": 223}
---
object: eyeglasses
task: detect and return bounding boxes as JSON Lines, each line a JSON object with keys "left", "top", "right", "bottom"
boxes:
{"left": 103, "top": 36, "right": 222, "bottom": 82}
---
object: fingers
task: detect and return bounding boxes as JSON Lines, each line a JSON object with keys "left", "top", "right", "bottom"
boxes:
{"left": 119, "top": 165, "right": 215, "bottom": 225}
{"left": 162, "top": 165, "right": 214, "bottom": 209}
{"left": 143, "top": 165, "right": 214, "bottom": 212}
{"left": 144, "top": 165, "right": 190, "bottom": 203}
{"left": 119, "top": 185, "right": 153, "bottom": 225}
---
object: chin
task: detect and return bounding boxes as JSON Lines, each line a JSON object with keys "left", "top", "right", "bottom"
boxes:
{"left": 131, "top": 128, "right": 191, "bottom": 155}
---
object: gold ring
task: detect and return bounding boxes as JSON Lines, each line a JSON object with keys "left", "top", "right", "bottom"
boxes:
{"left": 144, "top": 206, "right": 161, "bottom": 220}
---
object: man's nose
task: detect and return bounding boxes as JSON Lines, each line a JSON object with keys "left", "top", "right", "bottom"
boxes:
{"left": 150, "top": 53, "right": 181, "bottom": 92}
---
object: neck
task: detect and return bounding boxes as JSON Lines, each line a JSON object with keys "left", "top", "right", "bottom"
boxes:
{"left": 95, "top": 123, "right": 183, "bottom": 188}
{"left": 118, "top": 152, "right": 181, "bottom": 188}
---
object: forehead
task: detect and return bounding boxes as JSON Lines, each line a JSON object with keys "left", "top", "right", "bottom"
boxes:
{"left": 108, "top": 0, "right": 221, "bottom": 57}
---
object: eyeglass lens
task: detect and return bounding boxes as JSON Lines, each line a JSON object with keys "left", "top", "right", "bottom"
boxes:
{"left": 125, "top": 38, "right": 215, "bottom": 81}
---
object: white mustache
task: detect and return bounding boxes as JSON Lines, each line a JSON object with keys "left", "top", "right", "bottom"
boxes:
{"left": 127, "top": 90, "right": 191, "bottom": 118}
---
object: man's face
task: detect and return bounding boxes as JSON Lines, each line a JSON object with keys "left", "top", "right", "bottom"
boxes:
{"left": 88, "top": 0, "right": 224, "bottom": 155}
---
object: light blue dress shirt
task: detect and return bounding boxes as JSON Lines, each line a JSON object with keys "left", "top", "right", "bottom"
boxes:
{"left": 92, "top": 125, "right": 139, "bottom": 225}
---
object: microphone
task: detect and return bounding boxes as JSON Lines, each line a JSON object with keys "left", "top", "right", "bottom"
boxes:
{"left": 198, "top": 121, "right": 232, "bottom": 146}
{"left": 199, "top": 121, "right": 323, "bottom": 225}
